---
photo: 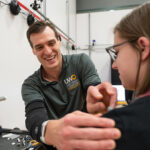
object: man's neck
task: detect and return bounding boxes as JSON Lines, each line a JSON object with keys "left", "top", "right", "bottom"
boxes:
{"left": 42, "top": 64, "right": 62, "bottom": 82}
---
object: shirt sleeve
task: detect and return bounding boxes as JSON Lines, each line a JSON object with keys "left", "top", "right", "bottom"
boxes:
{"left": 21, "top": 79, "right": 44, "bottom": 106}
{"left": 25, "top": 100, "right": 49, "bottom": 142}
{"left": 102, "top": 103, "right": 148, "bottom": 150}
{"left": 78, "top": 53, "right": 101, "bottom": 90}
{"left": 21, "top": 79, "right": 49, "bottom": 142}
{"left": 103, "top": 108, "right": 126, "bottom": 150}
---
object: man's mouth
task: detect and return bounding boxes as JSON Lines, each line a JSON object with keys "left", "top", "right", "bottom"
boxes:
{"left": 45, "top": 55, "right": 56, "bottom": 61}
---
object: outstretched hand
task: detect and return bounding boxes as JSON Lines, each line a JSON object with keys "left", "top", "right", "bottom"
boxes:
{"left": 87, "top": 82, "right": 117, "bottom": 114}
{"left": 45, "top": 111, "right": 121, "bottom": 150}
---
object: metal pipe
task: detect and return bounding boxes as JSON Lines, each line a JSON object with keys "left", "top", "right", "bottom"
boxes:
{"left": 66, "top": 0, "right": 70, "bottom": 54}
{"left": 88, "top": 13, "right": 92, "bottom": 57}
{"left": 36, "top": 9, "right": 75, "bottom": 45}
{"left": 42, "top": 0, "right": 46, "bottom": 16}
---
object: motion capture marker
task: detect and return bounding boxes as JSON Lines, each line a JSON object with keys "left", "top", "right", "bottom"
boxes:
{"left": 107, "top": 106, "right": 114, "bottom": 112}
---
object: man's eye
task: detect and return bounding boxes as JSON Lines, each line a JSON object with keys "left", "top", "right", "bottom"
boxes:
{"left": 36, "top": 46, "right": 43, "bottom": 51}
{"left": 49, "top": 43, "right": 53, "bottom": 46}
{"left": 49, "top": 41, "right": 56, "bottom": 46}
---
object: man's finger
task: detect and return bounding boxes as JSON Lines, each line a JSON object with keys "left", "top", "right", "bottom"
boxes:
{"left": 66, "top": 126, "right": 121, "bottom": 140}
{"left": 87, "top": 102, "right": 106, "bottom": 114}
{"left": 64, "top": 114, "right": 115, "bottom": 128}
{"left": 70, "top": 139, "right": 117, "bottom": 150}
{"left": 87, "top": 86, "right": 103, "bottom": 102}
{"left": 109, "top": 87, "right": 117, "bottom": 108}
{"left": 97, "top": 82, "right": 117, "bottom": 108}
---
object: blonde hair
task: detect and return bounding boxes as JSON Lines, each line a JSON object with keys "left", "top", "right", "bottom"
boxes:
{"left": 114, "top": 2, "right": 150, "bottom": 95}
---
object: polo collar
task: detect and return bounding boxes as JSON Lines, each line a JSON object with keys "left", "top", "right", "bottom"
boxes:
{"left": 38, "top": 55, "right": 68, "bottom": 86}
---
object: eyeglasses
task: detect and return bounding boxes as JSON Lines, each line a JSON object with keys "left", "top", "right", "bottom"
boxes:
{"left": 105, "top": 39, "right": 137, "bottom": 61}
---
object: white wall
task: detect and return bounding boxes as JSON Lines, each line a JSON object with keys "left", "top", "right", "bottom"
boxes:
{"left": 0, "top": 0, "right": 76, "bottom": 129}
{"left": 76, "top": 9, "right": 133, "bottom": 82}
{"left": 0, "top": 1, "right": 39, "bottom": 129}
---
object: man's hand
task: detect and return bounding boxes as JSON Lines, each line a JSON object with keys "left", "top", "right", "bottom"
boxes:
{"left": 44, "top": 111, "right": 121, "bottom": 150}
{"left": 87, "top": 82, "right": 117, "bottom": 114}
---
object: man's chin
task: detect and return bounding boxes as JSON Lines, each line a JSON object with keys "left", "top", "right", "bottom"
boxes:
{"left": 46, "top": 62, "right": 58, "bottom": 69}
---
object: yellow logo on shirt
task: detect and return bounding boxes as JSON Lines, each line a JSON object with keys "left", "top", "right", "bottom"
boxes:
{"left": 64, "top": 74, "right": 76, "bottom": 84}
{"left": 71, "top": 74, "right": 76, "bottom": 80}
{"left": 64, "top": 74, "right": 80, "bottom": 90}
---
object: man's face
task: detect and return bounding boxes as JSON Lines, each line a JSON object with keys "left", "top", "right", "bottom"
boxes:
{"left": 30, "top": 26, "right": 62, "bottom": 70}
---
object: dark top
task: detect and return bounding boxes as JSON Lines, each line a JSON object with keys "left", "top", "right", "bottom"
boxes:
{"left": 21, "top": 53, "right": 101, "bottom": 143}
{"left": 103, "top": 95, "right": 150, "bottom": 150}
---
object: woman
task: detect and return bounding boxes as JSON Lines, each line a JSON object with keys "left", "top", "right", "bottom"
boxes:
{"left": 105, "top": 2, "right": 150, "bottom": 150}
{"left": 88, "top": 2, "right": 150, "bottom": 150}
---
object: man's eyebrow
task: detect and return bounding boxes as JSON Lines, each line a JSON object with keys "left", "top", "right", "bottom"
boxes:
{"left": 48, "top": 39, "right": 56, "bottom": 43}
{"left": 34, "top": 44, "right": 42, "bottom": 48}
{"left": 34, "top": 39, "right": 57, "bottom": 48}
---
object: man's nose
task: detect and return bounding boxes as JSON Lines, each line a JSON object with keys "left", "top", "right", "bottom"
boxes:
{"left": 44, "top": 45, "right": 52, "bottom": 54}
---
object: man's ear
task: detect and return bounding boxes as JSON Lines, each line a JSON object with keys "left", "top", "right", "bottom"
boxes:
{"left": 138, "top": 37, "right": 150, "bottom": 61}
{"left": 57, "top": 38, "right": 61, "bottom": 47}
{"left": 58, "top": 35, "right": 61, "bottom": 41}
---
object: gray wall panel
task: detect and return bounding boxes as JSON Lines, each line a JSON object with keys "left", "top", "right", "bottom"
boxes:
{"left": 77, "top": 0, "right": 149, "bottom": 13}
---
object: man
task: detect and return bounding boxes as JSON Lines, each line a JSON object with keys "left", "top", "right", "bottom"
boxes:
{"left": 22, "top": 20, "right": 120, "bottom": 150}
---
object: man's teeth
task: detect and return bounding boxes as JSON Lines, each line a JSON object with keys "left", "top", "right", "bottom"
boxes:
{"left": 46, "top": 56, "right": 55, "bottom": 60}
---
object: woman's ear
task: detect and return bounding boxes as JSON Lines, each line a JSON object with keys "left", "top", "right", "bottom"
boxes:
{"left": 138, "top": 37, "right": 150, "bottom": 61}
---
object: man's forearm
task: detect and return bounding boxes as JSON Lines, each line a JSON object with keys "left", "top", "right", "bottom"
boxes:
{"left": 25, "top": 100, "right": 49, "bottom": 142}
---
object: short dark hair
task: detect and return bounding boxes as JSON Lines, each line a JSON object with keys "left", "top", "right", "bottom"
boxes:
{"left": 27, "top": 20, "right": 59, "bottom": 47}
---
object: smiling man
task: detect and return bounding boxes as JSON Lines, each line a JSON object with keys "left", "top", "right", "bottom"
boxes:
{"left": 21, "top": 20, "right": 120, "bottom": 150}
{"left": 30, "top": 25, "right": 62, "bottom": 82}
